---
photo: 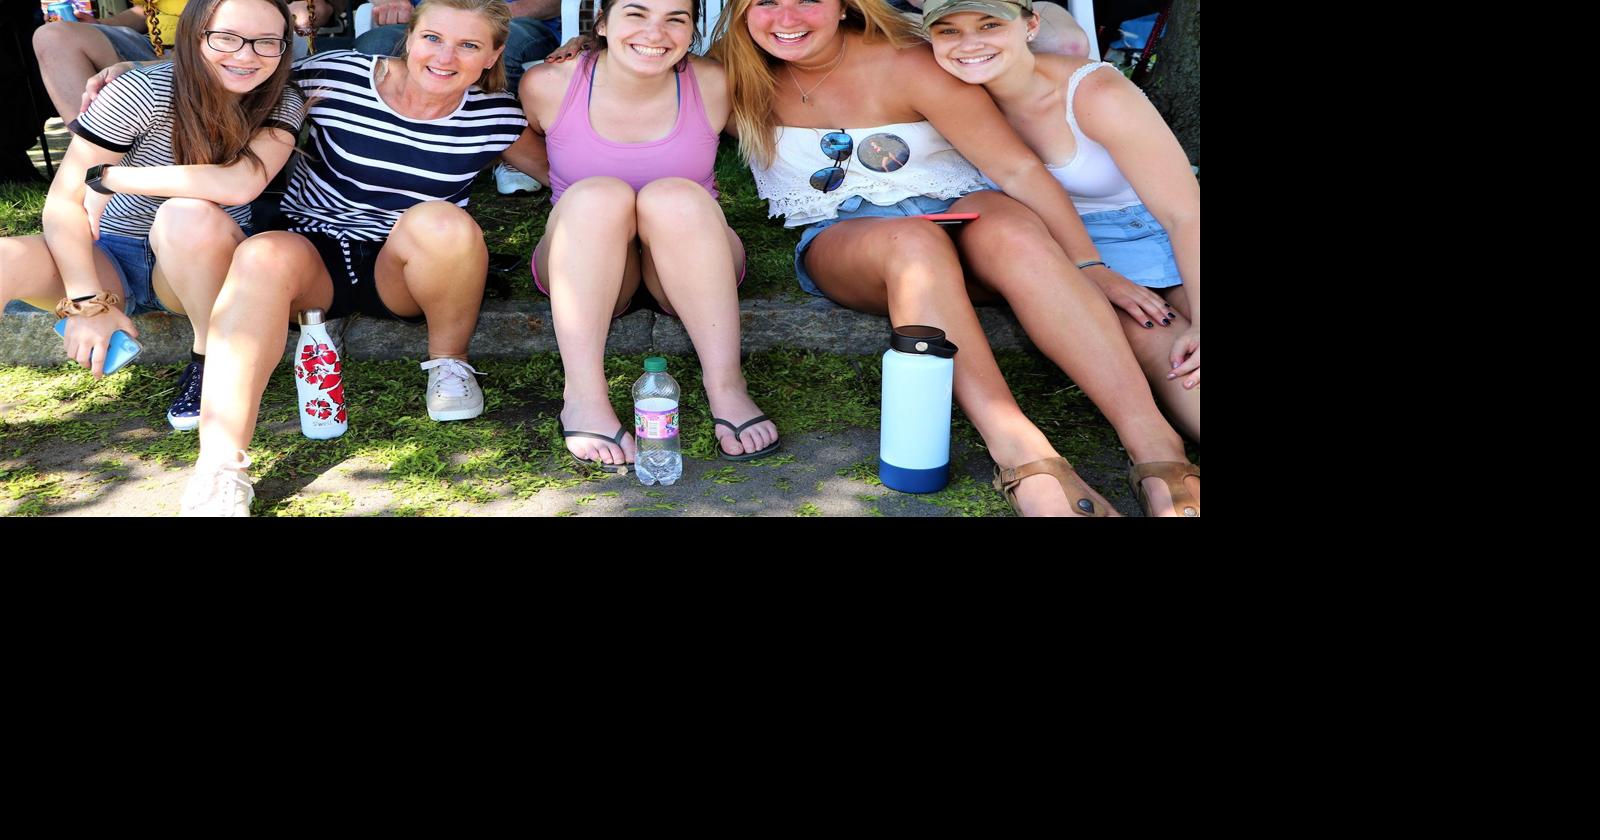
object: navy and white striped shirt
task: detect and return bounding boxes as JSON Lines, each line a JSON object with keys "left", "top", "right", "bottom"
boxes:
{"left": 282, "top": 50, "right": 528, "bottom": 241}
{"left": 70, "top": 62, "right": 307, "bottom": 238}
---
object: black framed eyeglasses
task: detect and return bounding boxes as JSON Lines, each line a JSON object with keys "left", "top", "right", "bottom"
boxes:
{"left": 810, "top": 130, "right": 853, "bottom": 193}
{"left": 203, "top": 30, "right": 289, "bottom": 58}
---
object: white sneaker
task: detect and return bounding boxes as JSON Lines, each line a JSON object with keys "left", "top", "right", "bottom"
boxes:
{"left": 179, "top": 451, "right": 254, "bottom": 517}
{"left": 494, "top": 161, "right": 542, "bottom": 196}
{"left": 422, "top": 358, "right": 484, "bottom": 421}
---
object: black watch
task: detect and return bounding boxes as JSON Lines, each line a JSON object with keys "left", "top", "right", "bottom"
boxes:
{"left": 84, "top": 164, "right": 115, "bottom": 196}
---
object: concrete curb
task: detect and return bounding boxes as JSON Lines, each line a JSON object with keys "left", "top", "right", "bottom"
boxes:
{"left": 4, "top": 298, "right": 1035, "bottom": 363}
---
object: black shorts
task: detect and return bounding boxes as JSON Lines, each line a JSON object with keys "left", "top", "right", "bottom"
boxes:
{"left": 297, "top": 229, "right": 426, "bottom": 325}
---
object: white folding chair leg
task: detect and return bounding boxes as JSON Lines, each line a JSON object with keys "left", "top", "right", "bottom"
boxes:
{"left": 561, "top": 0, "right": 580, "bottom": 44}
{"left": 1066, "top": 0, "right": 1100, "bottom": 60}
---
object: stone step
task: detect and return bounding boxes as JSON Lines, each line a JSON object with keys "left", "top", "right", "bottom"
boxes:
{"left": 3, "top": 298, "right": 1034, "bottom": 364}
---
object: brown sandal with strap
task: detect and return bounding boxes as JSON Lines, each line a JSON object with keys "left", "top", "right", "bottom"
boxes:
{"left": 1128, "top": 461, "right": 1201, "bottom": 517}
{"left": 992, "top": 457, "right": 1109, "bottom": 517}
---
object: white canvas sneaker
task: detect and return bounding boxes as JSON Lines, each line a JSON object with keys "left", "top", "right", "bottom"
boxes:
{"left": 494, "top": 162, "right": 541, "bottom": 196}
{"left": 179, "top": 451, "right": 254, "bottom": 517}
{"left": 421, "top": 358, "right": 484, "bottom": 421}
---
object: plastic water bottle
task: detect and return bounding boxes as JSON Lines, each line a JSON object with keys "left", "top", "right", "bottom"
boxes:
{"left": 632, "top": 356, "right": 681, "bottom": 486}
{"left": 880, "top": 325, "right": 958, "bottom": 493}
{"left": 294, "top": 309, "right": 348, "bottom": 439}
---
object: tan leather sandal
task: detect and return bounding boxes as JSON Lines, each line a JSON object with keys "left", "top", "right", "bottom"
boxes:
{"left": 1128, "top": 461, "right": 1201, "bottom": 517}
{"left": 992, "top": 457, "right": 1109, "bottom": 517}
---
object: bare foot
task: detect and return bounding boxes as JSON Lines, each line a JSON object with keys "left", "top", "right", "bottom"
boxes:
{"left": 705, "top": 385, "right": 778, "bottom": 458}
{"left": 560, "top": 399, "right": 634, "bottom": 468}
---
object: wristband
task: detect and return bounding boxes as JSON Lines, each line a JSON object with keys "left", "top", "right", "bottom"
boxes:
{"left": 1075, "top": 260, "right": 1107, "bottom": 270}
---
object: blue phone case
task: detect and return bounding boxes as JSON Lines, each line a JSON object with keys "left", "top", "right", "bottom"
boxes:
{"left": 54, "top": 318, "right": 143, "bottom": 374}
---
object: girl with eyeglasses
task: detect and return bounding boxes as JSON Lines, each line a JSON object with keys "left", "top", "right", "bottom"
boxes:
{"left": 708, "top": 0, "right": 1197, "bottom": 517}
{"left": 0, "top": 0, "right": 306, "bottom": 433}
{"left": 520, "top": 0, "right": 780, "bottom": 472}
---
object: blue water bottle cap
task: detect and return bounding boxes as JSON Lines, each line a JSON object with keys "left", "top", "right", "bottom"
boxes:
{"left": 644, "top": 356, "right": 667, "bottom": 372}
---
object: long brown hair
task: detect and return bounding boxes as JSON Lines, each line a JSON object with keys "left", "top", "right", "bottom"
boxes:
{"left": 170, "top": 0, "right": 297, "bottom": 171}
{"left": 708, "top": 0, "right": 920, "bottom": 168}
{"left": 394, "top": 0, "right": 513, "bottom": 93}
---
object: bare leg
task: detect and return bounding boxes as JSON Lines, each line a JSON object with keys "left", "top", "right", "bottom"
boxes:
{"left": 1, "top": 234, "right": 121, "bottom": 312}
{"left": 1117, "top": 302, "right": 1199, "bottom": 443}
{"left": 951, "top": 192, "right": 1195, "bottom": 515}
{"left": 373, "top": 201, "right": 486, "bottom": 357}
{"left": 635, "top": 178, "right": 775, "bottom": 457}
{"left": 148, "top": 199, "right": 248, "bottom": 355}
{"left": 536, "top": 177, "right": 642, "bottom": 468}
{"left": 196, "top": 232, "right": 334, "bottom": 467}
{"left": 32, "top": 23, "right": 122, "bottom": 122}
{"left": 807, "top": 216, "right": 1108, "bottom": 517}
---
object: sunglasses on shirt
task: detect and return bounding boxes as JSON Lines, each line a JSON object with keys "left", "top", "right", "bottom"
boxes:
{"left": 810, "top": 130, "right": 852, "bottom": 193}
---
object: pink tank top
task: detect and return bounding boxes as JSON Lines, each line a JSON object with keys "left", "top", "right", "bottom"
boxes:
{"left": 546, "top": 51, "right": 720, "bottom": 204}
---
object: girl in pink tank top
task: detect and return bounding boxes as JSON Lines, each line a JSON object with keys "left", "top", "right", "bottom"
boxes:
{"left": 520, "top": 0, "right": 780, "bottom": 472}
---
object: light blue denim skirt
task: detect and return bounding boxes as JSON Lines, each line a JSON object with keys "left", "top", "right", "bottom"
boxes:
{"left": 1082, "top": 203, "right": 1182, "bottom": 289}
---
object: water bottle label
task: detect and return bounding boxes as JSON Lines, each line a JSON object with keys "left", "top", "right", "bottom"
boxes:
{"left": 296, "top": 341, "right": 346, "bottom": 424}
{"left": 635, "top": 406, "right": 679, "bottom": 440}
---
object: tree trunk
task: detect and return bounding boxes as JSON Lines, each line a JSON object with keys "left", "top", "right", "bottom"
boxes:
{"left": 1142, "top": 0, "right": 1200, "bottom": 167}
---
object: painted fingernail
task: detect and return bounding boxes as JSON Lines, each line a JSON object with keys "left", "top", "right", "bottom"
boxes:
{"left": 1161, "top": 318, "right": 1170, "bottom": 325}
{"left": 1185, "top": 380, "right": 1195, "bottom": 388}
{"left": 1167, "top": 372, "right": 1177, "bottom": 379}
{"left": 1144, "top": 321, "right": 1154, "bottom": 328}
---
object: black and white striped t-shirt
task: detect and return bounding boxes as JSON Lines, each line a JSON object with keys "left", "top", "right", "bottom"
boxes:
{"left": 282, "top": 51, "right": 528, "bottom": 241}
{"left": 69, "top": 63, "right": 308, "bottom": 239}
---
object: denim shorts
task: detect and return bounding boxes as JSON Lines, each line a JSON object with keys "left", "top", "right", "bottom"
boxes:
{"left": 95, "top": 232, "right": 171, "bottom": 315}
{"left": 1083, "top": 203, "right": 1182, "bottom": 289}
{"left": 98, "top": 25, "right": 162, "bottom": 63}
{"left": 793, "top": 194, "right": 967, "bottom": 297}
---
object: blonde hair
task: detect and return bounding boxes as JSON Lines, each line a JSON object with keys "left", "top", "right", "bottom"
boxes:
{"left": 709, "top": 0, "right": 921, "bottom": 168}
{"left": 395, "top": 0, "right": 513, "bottom": 92}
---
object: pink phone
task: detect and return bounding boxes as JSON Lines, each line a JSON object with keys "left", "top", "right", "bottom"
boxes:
{"left": 912, "top": 212, "right": 980, "bottom": 226}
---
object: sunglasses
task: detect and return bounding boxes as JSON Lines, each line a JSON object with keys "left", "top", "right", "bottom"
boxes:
{"left": 809, "top": 130, "right": 852, "bottom": 193}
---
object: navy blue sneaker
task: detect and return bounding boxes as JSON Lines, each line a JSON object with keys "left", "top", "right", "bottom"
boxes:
{"left": 167, "top": 361, "right": 204, "bottom": 431}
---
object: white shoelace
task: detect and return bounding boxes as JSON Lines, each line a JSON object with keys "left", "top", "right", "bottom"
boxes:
{"left": 420, "top": 358, "right": 481, "bottom": 398}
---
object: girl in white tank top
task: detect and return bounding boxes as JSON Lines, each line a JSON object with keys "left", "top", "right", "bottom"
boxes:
{"left": 925, "top": 0, "right": 1201, "bottom": 446}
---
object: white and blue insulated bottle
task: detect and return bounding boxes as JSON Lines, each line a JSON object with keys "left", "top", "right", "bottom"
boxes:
{"left": 880, "top": 325, "right": 958, "bottom": 493}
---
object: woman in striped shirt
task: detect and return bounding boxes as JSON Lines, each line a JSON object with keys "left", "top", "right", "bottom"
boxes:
{"left": 183, "top": 0, "right": 545, "bottom": 515}
{"left": 0, "top": 0, "right": 305, "bottom": 428}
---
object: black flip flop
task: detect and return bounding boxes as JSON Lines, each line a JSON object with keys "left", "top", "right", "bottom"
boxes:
{"left": 561, "top": 422, "right": 630, "bottom": 474}
{"left": 713, "top": 414, "right": 781, "bottom": 462}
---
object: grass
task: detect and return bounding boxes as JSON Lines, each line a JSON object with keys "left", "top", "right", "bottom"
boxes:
{"left": 0, "top": 344, "right": 1171, "bottom": 516}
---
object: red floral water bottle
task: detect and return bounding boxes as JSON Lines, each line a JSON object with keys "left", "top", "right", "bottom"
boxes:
{"left": 294, "top": 309, "right": 347, "bottom": 439}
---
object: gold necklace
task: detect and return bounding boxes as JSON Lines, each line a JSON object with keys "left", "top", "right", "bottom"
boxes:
{"left": 786, "top": 38, "right": 847, "bottom": 105}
